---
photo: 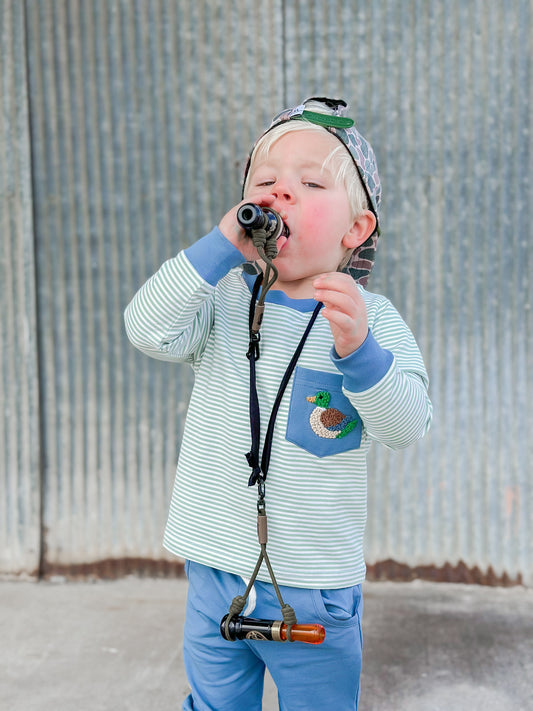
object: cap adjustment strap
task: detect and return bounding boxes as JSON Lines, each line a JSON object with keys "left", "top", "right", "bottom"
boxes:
{"left": 300, "top": 110, "right": 354, "bottom": 129}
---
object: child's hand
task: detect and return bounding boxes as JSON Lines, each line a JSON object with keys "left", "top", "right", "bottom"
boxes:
{"left": 218, "top": 195, "right": 276, "bottom": 262}
{"left": 313, "top": 272, "right": 368, "bottom": 358}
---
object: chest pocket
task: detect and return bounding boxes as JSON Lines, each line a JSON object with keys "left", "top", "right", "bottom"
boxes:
{"left": 286, "top": 366, "right": 362, "bottom": 457}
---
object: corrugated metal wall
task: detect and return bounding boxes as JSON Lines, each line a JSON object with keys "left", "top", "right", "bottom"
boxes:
{"left": 0, "top": 0, "right": 41, "bottom": 577}
{"left": 24, "top": 0, "right": 285, "bottom": 577}
{"left": 2, "top": 0, "right": 531, "bottom": 585}
{"left": 345, "top": 1, "right": 533, "bottom": 585}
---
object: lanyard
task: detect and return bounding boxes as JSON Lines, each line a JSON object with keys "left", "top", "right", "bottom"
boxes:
{"left": 245, "top": 274, "right": 323, "bottom": 495}
{"left": 222, "top": 274, "right": 324, "bottom": 644}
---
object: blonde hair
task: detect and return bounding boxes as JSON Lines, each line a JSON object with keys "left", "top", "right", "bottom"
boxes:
{"left": 244, "top": 121, "right": 369, "bottom": 220}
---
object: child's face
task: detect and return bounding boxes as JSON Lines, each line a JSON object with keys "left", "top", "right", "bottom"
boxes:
{"left": 245, "top": 129, "right": 363, "bottom": 299}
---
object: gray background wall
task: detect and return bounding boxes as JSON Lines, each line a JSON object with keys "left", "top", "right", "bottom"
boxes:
{"left": 1, "top": 0, "right": 531, "bottom": 585}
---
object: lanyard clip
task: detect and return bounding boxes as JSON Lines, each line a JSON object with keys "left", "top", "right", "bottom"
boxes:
{"left": 257, "top": 478, "right": 266, "bottom": 515}
{"left": 247, "top": 331, "right": 261, "bottom": 361}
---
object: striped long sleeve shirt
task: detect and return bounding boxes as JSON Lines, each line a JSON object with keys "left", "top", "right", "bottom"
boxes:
{"left": 124, "top": 227, "right": 432, "bottom": 588}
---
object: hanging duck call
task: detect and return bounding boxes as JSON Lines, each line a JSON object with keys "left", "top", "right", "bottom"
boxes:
{"left": 220, "top": 615, "right": 326, "bottom": 645}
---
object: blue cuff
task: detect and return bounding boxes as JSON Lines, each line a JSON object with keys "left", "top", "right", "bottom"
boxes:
{"left": 184, "top": 227, "right": 245, "bottom": 285}
{"left": 331, "top": 330, "right": 394, "bottom": 392}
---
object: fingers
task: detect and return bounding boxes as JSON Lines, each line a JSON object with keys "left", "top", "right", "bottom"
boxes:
{"left": 313, "top": 272, "right": 368, "bottom": 357}
{"left": 252, "top": 194, "right": 276, "bottom": 207}
{"left": 313, "top": 273, "right": 361, "bottom": 312}
{"left": 218, "top": 195, "right": 277, "bottom": 261}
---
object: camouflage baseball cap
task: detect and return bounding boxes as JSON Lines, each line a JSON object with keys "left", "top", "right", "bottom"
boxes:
{"left": 244, "top": 97, "right": 382, "bottom": 286}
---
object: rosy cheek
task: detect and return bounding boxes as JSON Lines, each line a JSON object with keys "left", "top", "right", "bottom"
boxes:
{"left": 303, "top": 203, "right": 329, "bottom": 230}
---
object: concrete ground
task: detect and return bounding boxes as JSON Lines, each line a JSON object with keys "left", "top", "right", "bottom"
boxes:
{"left": 1, "top": 577, "right": 531, "bottom": 711}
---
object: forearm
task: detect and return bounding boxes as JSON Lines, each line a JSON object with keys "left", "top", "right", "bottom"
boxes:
{"left": 332, "top": 330, "right": 432, "bottom": 449}
{"left": 124, "top": 228, "right": 244, "bottom": 362}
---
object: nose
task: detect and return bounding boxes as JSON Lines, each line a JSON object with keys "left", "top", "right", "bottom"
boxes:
{"left": 270, "top": 179, "right": 295, "bottom": 204}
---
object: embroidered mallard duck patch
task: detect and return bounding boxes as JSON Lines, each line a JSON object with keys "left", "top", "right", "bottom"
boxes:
{"left": 306, "top": 390, "right": 358, "bottom": 439}
{"left": 286, "top": 367, "right": 362, "bottom": 456}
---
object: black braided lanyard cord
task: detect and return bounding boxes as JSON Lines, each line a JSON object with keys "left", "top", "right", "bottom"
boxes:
{"left": 224, "top": 270, "right": 323, "bottom": 643}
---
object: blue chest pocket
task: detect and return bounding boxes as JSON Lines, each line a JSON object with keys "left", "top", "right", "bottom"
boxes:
{"left": 286, "top": 366, "right": 362, "bottom": 457}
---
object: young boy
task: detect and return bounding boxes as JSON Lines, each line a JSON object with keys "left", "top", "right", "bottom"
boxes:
{"left": 125, "top": 97, "right": 432, "bottom": 710}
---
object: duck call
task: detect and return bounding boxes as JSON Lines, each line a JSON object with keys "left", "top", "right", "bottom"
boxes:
{"left": 237, "top": 203, "right": 284, "bottom": 240}
{"left": 220, "top": 615, "right": 325, "bottom": 645}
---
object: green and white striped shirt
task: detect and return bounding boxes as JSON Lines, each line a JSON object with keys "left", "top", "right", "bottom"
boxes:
{"left": 125, "top": 228, "right": 432, "bottom": 588}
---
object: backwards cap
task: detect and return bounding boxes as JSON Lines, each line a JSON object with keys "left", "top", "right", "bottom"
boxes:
{"left": 244, "top": 97, "right": 382, "bottom": 286}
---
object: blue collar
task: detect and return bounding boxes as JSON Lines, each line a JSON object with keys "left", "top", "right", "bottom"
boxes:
{"left": 242, "top": 271, "right": 317, "bottom": 313}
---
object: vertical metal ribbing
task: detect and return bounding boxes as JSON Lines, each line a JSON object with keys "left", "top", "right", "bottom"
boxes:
{"left": 23, "top": 0, "right": 284, "bottom": 576}
{"left": 0, "top": 0, "right": 41, "bottom": 578}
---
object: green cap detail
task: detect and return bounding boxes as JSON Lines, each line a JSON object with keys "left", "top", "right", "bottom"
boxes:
{"left": 300, "top": 110, "right": 355, "bottom": 129}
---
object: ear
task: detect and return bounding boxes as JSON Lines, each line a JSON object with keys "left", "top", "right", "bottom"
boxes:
{"left": 342, "top": 210, "right": 377, "bottom": 249}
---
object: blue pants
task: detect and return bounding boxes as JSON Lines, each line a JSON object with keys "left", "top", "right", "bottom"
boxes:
{"left": 182, "top": 561, "right": 363, "bottom": 711}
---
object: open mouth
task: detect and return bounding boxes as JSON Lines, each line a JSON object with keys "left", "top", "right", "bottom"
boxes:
{"left": 275, "top": 222, "right": 290, "bottom": 252}
{"left": 280, "top": 222, "right": 290, "bottom": 239}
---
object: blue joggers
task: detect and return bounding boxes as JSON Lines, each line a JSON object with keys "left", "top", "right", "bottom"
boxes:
{"left": 181, "top": 561, "right": 363, "bottom": 711}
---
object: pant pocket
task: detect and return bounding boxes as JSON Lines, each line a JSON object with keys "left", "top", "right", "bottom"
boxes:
{"left": 312, "top": 585, "right": 362, "bottom": 626}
